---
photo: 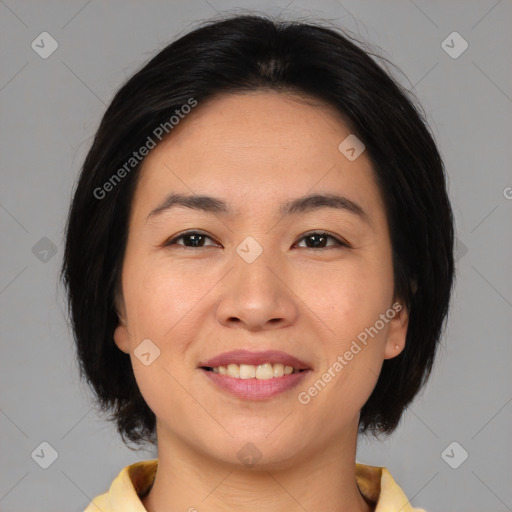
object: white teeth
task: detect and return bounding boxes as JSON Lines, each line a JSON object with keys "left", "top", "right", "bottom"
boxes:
{"left": 209, "top": 363, "right": 300, "bottom": 379}
{"left": 273, "top": 363, "right": 285, "bottom": 377}
{"left": 239, "top": 364, "right": 256, "bottom": 379}
{"left": 256, "top": 363, "right": 274, "bottom": 380}
{"left": 226, "top": 364, "right": 239, "bottom": 378}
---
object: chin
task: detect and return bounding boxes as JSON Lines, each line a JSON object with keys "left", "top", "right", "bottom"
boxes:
{"left": 198, "top": 429, "right": 308, "bottom": 471}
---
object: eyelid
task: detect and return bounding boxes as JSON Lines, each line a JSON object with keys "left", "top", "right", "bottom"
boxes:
{"left": 165, "top": 229, "right": 350, "bottom": 249}
{"left": 164, "top": 229, "right": 220, "bottom": 247}
{"left": 296, "top": 230, "right": 350, "bottom": 248}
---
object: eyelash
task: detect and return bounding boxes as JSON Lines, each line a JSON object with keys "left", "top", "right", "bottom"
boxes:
{"left": 164, "top": 230, "right": 350, "bottom": 250}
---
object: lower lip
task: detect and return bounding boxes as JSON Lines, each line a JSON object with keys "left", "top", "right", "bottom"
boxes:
{"left": 200, "top": 369, "right": 310, "bottom": 400}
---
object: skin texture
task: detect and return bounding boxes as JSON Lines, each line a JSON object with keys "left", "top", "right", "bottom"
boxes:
{"left": 113, "top": 91, "right": 409, "bottom": 512}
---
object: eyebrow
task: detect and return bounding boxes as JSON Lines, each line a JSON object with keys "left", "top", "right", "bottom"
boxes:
{"left": 146, "top": 192, "right": 370, "bottom": 224}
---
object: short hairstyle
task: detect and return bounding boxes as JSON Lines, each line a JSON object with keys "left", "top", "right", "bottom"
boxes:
{"left": 61, "top": 14, "right": 455, "bottom": 446}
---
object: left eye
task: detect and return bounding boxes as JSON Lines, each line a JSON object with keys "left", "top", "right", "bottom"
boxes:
{"left": 165, "top": 231, "right": 347, "bottom": 249}
{"left": 295, "top": 231, "right": 347, "bottom": 249}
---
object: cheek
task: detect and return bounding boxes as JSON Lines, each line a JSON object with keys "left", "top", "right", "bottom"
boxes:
{"left": 124, "top": 263, "right": 202, "bottom": 429}
{"left": 122, "top": 256, "right": 209, "bottom": 341}
{"left": 298, "top": 282, "right": 392, "bottom": 428}
{"left": 297, "top": 255, "right": 394, "bottom": 411}
{"left": 302, "top": 257, "right": 394, "bottom": 337}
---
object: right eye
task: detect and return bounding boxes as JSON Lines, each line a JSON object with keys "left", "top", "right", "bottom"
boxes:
{"left": 164, "top": 230, "right": 220, "bottom": 248}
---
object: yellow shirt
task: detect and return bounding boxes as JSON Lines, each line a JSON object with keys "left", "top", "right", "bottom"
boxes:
{"left": 84, "top": 459, "right": 426, "bottom": 512}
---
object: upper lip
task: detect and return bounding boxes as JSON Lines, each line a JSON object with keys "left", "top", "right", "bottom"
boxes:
{"left": 199, "top": 350, "right": 311, "bottom": 370}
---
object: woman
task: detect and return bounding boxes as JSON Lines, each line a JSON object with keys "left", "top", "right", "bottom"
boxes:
{"left": 62, "top": 14, "right": 454, "bottom": 512}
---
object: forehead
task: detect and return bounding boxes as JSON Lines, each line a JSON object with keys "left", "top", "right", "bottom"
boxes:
{"left": 158, "top": 91, "right": 351, "bottom": 156}
{"left": 131, "top": 91, "right": 384, "bottom": 223}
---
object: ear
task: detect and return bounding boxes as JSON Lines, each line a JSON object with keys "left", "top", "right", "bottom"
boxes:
{"left": 113, "top": 287, "right": 130, "bottom": 355}
{"left": 383, "top": 301, "right": 409, "bottom": 360}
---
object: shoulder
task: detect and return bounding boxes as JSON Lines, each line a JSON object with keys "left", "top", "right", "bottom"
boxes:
{"left": 84, "top": 459, "right": 158, "bottom": 512}
{"left": 356, "top": 463, "right": 427, "bottom": 512}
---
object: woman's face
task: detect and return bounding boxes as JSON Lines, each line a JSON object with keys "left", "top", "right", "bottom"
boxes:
{"left": 114, "top": 91, "right": 408, "bottom": 467}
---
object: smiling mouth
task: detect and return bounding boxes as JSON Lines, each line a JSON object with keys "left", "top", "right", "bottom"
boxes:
{"left": 201, "top": 363, "right": 306, "bottom": 379}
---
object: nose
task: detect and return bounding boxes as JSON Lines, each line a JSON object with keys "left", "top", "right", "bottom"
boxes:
{"left": 215, "top": 247, "right": 299, "bottom": 332}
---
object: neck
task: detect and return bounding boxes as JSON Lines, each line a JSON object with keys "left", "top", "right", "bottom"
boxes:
{"left": 142, "top": 424, "right": 373, "bottom": 512}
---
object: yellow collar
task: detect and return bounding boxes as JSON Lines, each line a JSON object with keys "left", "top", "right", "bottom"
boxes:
{"left": 85, "top": 459, "right": 426, "bottom": 512}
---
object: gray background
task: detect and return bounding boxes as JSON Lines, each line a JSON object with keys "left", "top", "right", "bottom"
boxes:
{"left": 1, "top": 1, "right": 511, "bottom": 511}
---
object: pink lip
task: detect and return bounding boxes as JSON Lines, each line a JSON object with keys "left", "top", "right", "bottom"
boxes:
{"left": 201, "top": 369, "right": 310, "bottom": 400}
{"left": 198, "top": 349, "right": 312, "bottom": 401}
{"left": 198, "top": 349, "right": 311, "bottom": 370}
